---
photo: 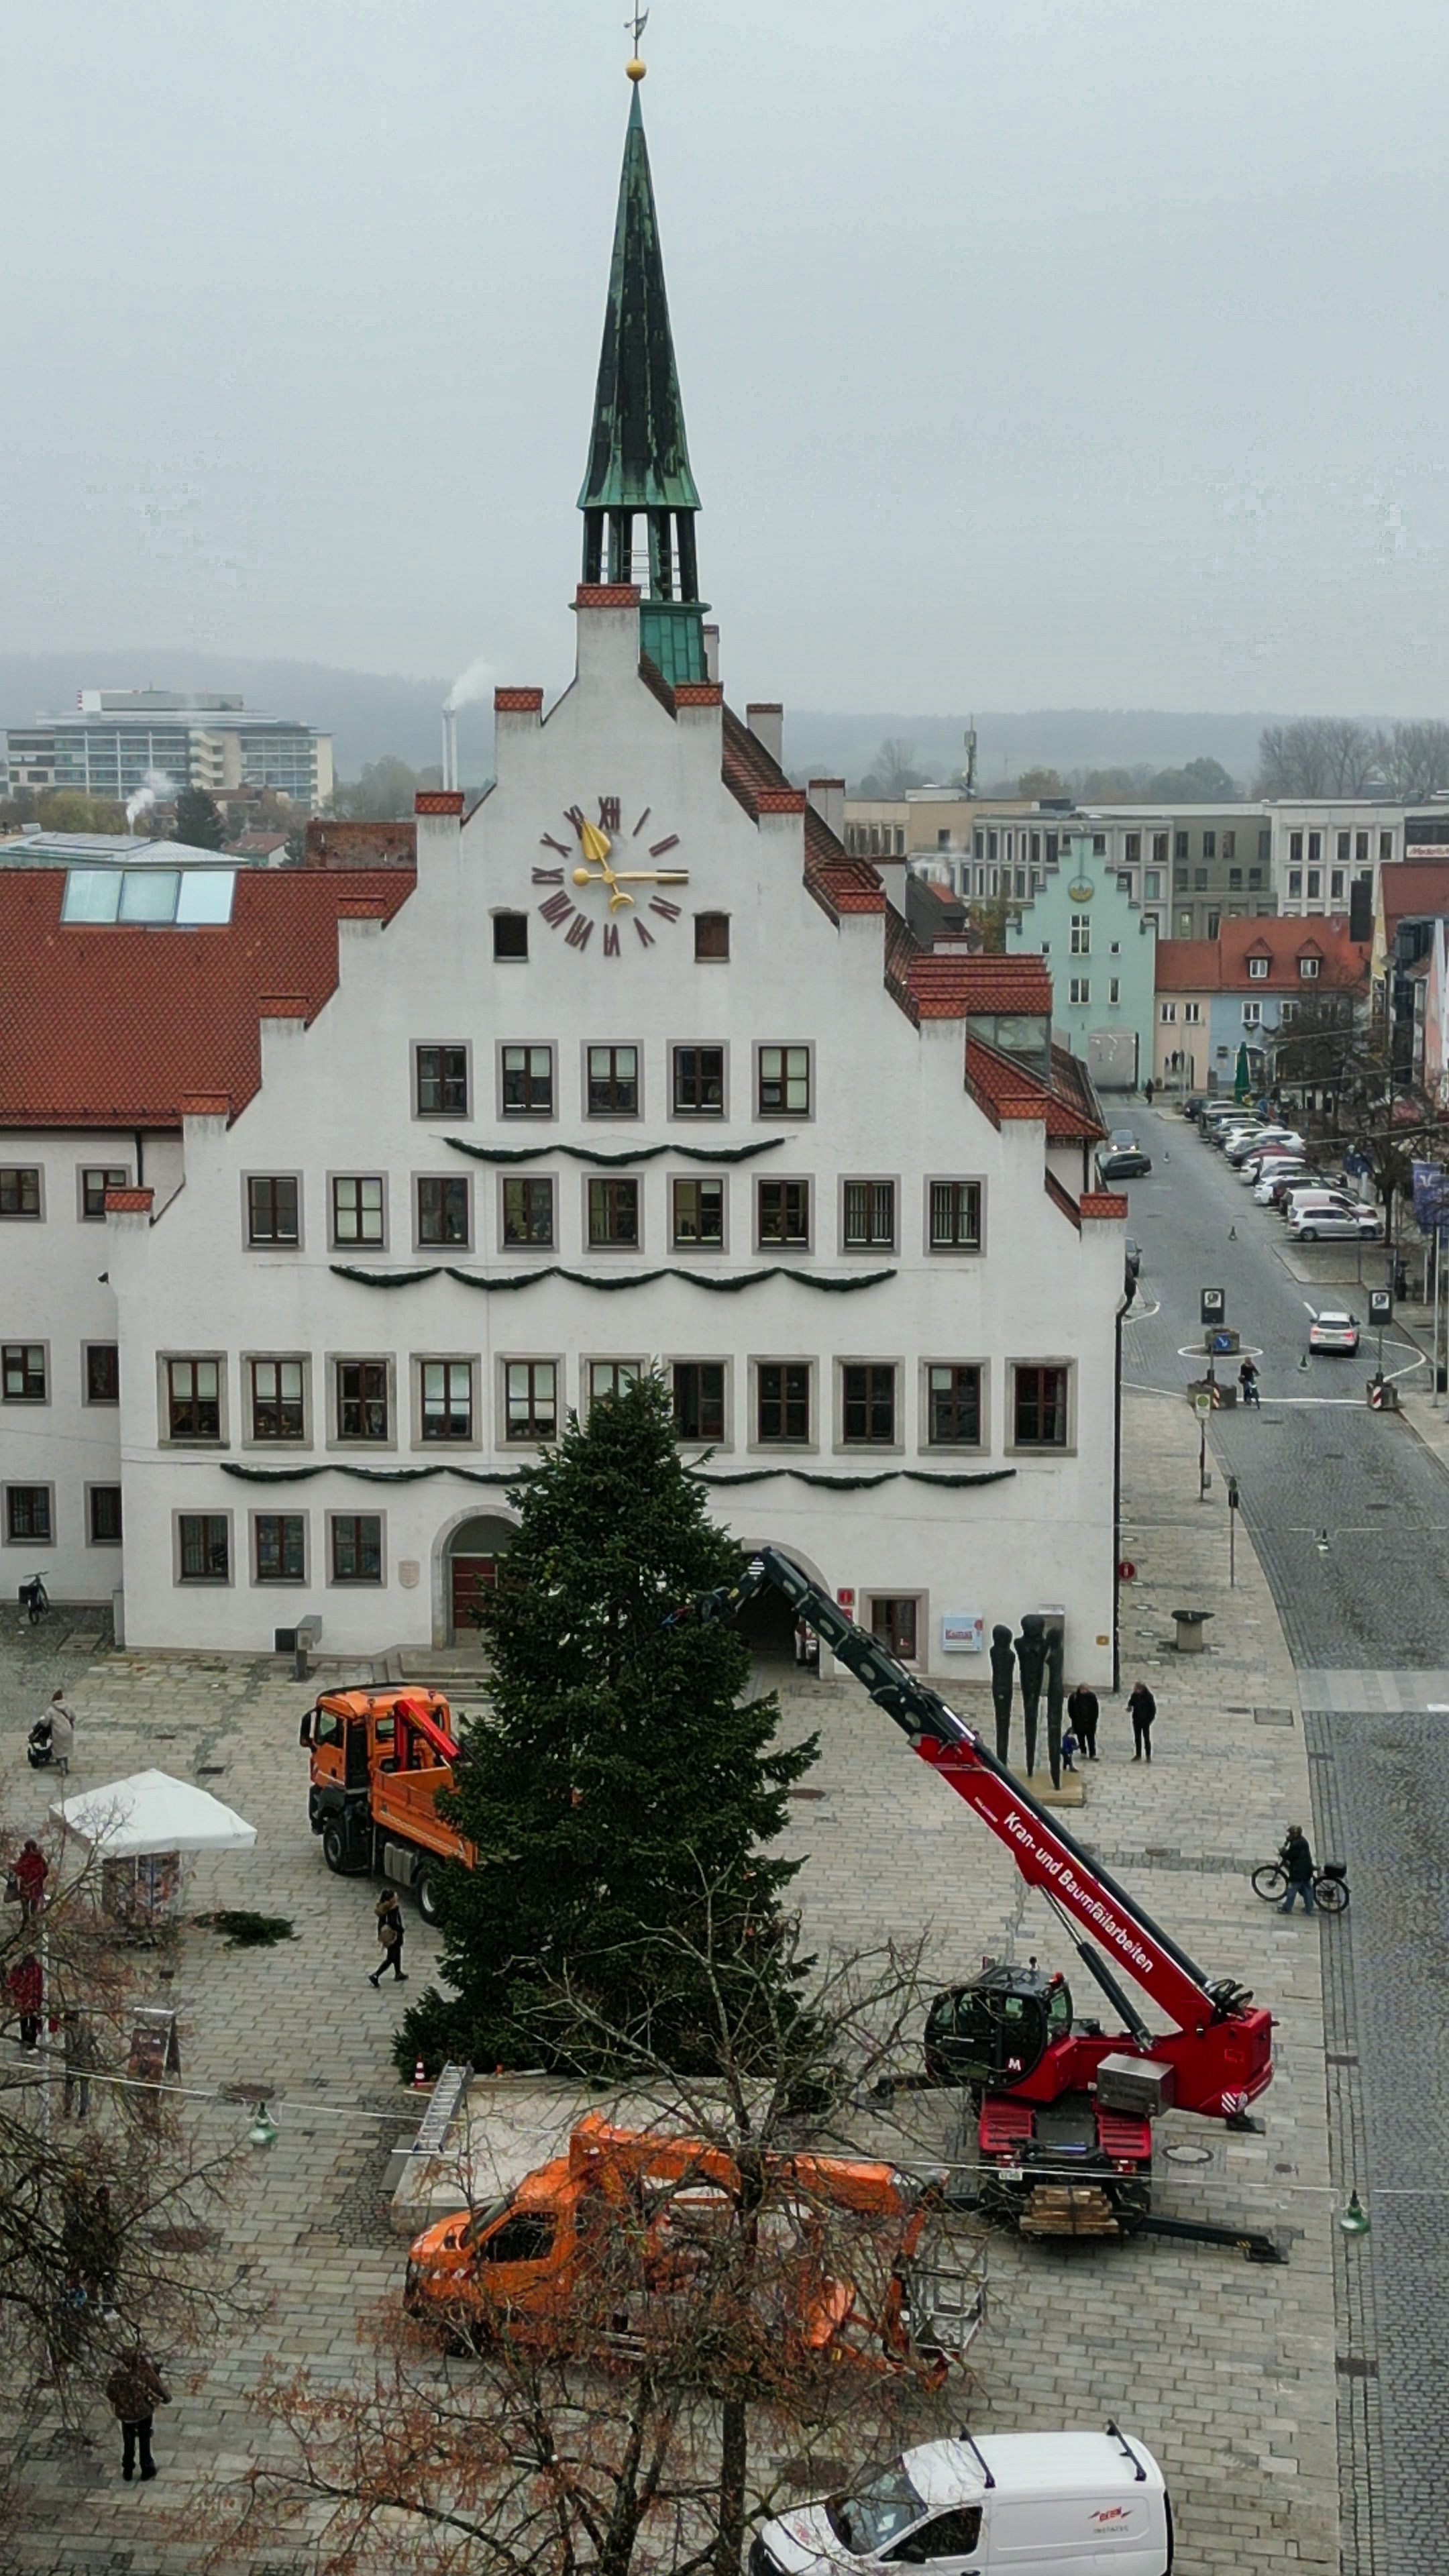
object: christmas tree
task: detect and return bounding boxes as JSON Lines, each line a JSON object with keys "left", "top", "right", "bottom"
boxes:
{"left": 400, "top": 1375, "right": 818, "bottom": 2074}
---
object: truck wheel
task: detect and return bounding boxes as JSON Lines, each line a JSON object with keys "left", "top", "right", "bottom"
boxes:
{"left": 323, "top": 1819, "right": 362, "bottom": 1875}
{"left": 416, "top": 1866, "right": 441, "bottom": 1926}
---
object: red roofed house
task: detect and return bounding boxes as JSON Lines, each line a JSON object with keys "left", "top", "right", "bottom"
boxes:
{"left": 0, "top": 83, "right": 1126, "bottom": 1678}
{"left": 1155, "top": 916, "right": 1368, "bottom": 1096}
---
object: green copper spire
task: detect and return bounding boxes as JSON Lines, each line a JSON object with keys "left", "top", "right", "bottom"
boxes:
{"left": 580, "top": 79, "right": 707, "bottom": 679}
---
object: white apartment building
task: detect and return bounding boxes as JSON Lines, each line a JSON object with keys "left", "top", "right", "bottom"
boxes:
{"left": 0, "top": 83, "right": 1128, "bottom": 1682}
{"left": 5, "top": 690, "right": 333, "bottom": 810}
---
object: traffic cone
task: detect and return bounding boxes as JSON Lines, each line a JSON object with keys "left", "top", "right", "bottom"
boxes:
{"left": 411, "top": 2057, "right": 429, "bottom": 2091}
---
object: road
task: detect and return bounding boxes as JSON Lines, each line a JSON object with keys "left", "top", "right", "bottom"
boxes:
{"left": 1122, "top": 1104, "right": 1449, "bottom": 2576}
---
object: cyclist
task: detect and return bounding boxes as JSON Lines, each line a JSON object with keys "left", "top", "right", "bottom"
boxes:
{"left": 1279, "top": 1823, "right": 1316, "bottom": 1913}
{"left": 1238, "top": 1356, "right": 1261, "bottom": 1409}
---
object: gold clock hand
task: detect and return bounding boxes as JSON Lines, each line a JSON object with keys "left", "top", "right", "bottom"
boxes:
{"left": 598, "top": 869, "right": 690, "bottom": 885}
{"left": 572, "top": 865, "right": 634, "bottom": 908}
{"left": 578, "top": 818, "right": 614, "bottom": 866}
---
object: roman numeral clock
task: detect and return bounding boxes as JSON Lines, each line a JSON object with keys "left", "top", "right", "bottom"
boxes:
{"left": 533, "top": 799, "right": 688, "bottom": 955}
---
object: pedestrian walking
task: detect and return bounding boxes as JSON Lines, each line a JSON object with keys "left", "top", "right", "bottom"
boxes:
{"left": 1061, "top": 1727, "right": 1078, "bottom": 1773}
{"left": 46, "top": 1690, "right": 76, "bottom": 1777}
{"left": 370, "top": 1888, "right": 407, "bottom": 1986}
{"left": 62, "top": 2008, "right": 97, "bottom": 2118}
{"left": 1279, "top": 1823, "right": 1316, "bottom": 1914}
{"left": 14, "top": 1837, "right": 48, "bottom": 1921}
{"left": 105, "top": 2344, "right": 170, "bottom": 2482}
{"left": 7, "top": 1951, "right": 42, "bottom": 2049}
{"left": 1144, "top": 1077, "right": 1155, "bottom": 1106}
{"left": 1127, "top": 1678, "right": 1157, "bottom": 1762}
{"left": 1066, "top": 1682, "right": 1099, "bottom": 1760}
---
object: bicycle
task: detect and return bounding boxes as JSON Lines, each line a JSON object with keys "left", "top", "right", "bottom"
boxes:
{"left": 17, "top": 1572, "right": 48, "bottom": 1626}
{"left": 1250, "top": 1858, "right": 1349, "bottom": 1913}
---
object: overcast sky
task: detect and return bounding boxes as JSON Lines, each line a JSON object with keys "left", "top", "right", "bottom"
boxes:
{"left": 3, "top": 0, "right": 1446, "bottom": 718}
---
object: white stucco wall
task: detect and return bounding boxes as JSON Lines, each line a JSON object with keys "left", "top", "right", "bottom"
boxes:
{"left": 77, "top": 603, "right": 1123, "bottom": 1677}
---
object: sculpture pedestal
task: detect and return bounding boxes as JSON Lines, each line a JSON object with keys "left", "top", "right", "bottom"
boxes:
{"left": 1010, "top": 1766, "right": 1085, "bottom": 1809}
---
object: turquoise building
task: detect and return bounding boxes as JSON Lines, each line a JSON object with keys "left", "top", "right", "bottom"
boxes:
{"left": 1006, "top": 830, "right": 1158, "bottom": 1094}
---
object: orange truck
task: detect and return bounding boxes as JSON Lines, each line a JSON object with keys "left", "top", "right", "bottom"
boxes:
{"left": 404, "top": 2113, "right": 983, "bottom": 2375}
{"left": 299, "top": 1688, "right": 474, "bottom": 1922}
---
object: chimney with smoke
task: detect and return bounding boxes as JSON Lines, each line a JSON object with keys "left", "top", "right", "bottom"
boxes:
{"left": 441, "top": 655, "right": 494, "bottom": 792}
{"left": 125, "top": 768, "right": 176, "bottom": 833}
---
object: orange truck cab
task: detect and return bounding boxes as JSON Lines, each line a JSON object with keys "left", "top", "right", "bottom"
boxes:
{"left": 300, "top": 1688, "right": 474, "bottom": 1921}
{"left": 405, "top": 2114, "right": 979, "bottom": 2376}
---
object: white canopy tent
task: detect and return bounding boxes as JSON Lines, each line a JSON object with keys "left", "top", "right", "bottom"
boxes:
{"left": 51, "top": 1768, "right": 256, "bottom": 1857}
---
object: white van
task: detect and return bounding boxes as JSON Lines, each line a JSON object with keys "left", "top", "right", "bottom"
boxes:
{"left": 750, "top": 2428, "right": 1171, "bottom": 2576}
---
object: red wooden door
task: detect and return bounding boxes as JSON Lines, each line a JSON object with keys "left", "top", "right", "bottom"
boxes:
{"left": 451, "top": 1554, "right": 496, "bottom": 1638}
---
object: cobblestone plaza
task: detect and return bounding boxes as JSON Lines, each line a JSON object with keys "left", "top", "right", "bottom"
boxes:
{"left": 4, "top": 1377, "right": 1338, "bottom": 2574}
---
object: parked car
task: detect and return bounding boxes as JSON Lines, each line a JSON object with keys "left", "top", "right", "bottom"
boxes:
{"left": 1228, "top": 1126, "right": 1304, "bottom": 1166}
{"left": 748, "top": 2430, "right": 1172, "bottom": 2576}
{"left": 1261, "top": 1167, "right": 1342, "bottom": 1208}
{"left": 1096, "top": 1145, "right": 1153, "bottom": 1181}
{"left": 1309, "top": 1309, "right": 1361, "bottom": 1354}
{"left": 1281, "top": 1186, "right": 1360, "bottom": 1221}
{"left": 1181, "top": 1094, "right": 1206, "bottom": 1120}
{"left": 1290, "top": 1205, "right": 1382, "bottom": 1243}
{"left": 1108, "top": 1126, "right": 1138, "bottom": 1152}
{"left": 1214, "top": 1121, "right": 1267, "bottom": 1154}
{"left": 1242, "top": 1151, "right": 1305, "bottom": 1185}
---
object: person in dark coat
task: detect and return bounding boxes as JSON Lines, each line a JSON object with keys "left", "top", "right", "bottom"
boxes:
{"left": 7, "top": 1951, "right": 42, "bottom": 2049}
{"left": 14, "top": 1838, "right": 48, "bottom": 1922}
{"left": 105, "top": 2345, "right": 170, "bottom": 2481}
{"left": 1279, "top": 1824, "right": 1316, "bottom": 1913}
{"left": 1066, "top": 1681, "right": 1099, "bottom": 1760}
{"left": 369, "top": 1888, "right": 407, "bottom": 1986}
{"left": 1127, "top": 1678, "right": 1157, "bottom": 1762}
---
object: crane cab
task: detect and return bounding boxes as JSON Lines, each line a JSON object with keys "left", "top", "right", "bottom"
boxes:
{"left": 924, "top": 1964, "right": 1073, "bottom": 2092}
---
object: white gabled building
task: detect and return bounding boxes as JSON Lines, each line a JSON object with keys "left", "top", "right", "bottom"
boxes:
{"left": 1, "top": 76, "right": 1128, "bottom": 1682}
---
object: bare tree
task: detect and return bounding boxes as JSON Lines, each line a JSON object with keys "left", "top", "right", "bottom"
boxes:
{"left": 1256, "top": 718, "right": 1376, "bottom": 796}
{"left": 865, "top": 741, "right": 922, "bottom": 800}
{"left": 1372, "top": 721, "right": 1449, "bottom": 800}
{"left": 0, "top": 1817, "right": 252, "bottom": 2527}
{"left": 195, "top": 1913, "right": 982, "bottom": 2576}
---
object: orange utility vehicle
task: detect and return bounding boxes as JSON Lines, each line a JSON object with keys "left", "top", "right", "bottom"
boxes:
{"left": 405, "top": 2113, "right": 982, "bottom": 2373}
{"left": 299, "top": 1688, "right": 473, "bottom": 1922}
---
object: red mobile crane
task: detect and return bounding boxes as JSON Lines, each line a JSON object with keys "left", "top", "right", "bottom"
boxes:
{"left": 689, "top": 1552, "right": 1277, "bottom": 2252}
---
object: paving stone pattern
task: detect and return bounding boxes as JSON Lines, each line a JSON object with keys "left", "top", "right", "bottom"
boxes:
{"left": 1126, "top": 1102, "right": 1449, "bottom": 2574}
{"left": 3, "top": 1368, "right": 1336, "bottom": 2572}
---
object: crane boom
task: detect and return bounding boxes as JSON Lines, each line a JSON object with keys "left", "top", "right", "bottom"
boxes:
{"left": 685, "top": 1549, "right": 1271, "bottom": 2127}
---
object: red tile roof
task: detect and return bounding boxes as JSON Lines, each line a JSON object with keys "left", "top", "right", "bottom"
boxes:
{"left": 1081, "top": 1191, "right": 1128, "bottom": 1219}
{"left": 1380, "top": 861, "right": 1449, "bottom": 934}
{"left": 965, "top": 1038, "right": 1106, "bottom": 1144}
{"left": 0, "top": 867, "right": 414, "bottom": 1128}
{"left": 1155, "top": 939, "right": 1223, "bottom": 993}
{"left": 1156, "top": 918, "right": 1368, "bottom": 993}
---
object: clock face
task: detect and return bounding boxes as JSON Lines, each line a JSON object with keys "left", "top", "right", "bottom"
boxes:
{"left": 533, "top": 798, "right": 690, "bottom": 957}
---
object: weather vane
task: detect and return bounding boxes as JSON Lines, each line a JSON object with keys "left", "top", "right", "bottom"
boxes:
{"left": 625, "top": 5, "right": 649, "bottom": 77}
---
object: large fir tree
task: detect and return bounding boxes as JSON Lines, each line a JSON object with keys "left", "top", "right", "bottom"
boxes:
{"left": 400, "top": 1375, "right": 817, "bottom": 2074}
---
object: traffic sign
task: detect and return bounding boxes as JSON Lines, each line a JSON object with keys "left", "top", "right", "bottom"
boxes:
{"left": 1194, "top": 1391, "right": 1213, "bottom": 1417}
{"left": 1201, "top": 1287, "right": 1226, "bottom": 1325}
{"left": 1368, "top": 1289, "right": 1393, "bottom": 1324}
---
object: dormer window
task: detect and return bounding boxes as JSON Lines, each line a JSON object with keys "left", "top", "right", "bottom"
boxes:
{"left": 1247, "top": 955, "right": 1270, "bottom": 980}
{"left": 1299, "top": 955, "right": 1320, "bottom": 980}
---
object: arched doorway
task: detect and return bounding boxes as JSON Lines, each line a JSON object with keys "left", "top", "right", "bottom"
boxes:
{"left": 445, "top": 1512, "right": 517, "bottom": 1646}
{"left": 734, "top": 1540, "right": 832, "bottom": 1671}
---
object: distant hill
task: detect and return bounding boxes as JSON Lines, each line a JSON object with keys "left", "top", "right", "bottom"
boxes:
{"left": 0, "top": 651, "right": 1324, "bottom": 794}
{"left": 781, "top": 708, "right": 1296, "bottom": 793}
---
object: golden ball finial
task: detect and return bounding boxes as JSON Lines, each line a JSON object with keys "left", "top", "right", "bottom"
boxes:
{"left": 626, "top": 55, "right": 647, "bottom": 80}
